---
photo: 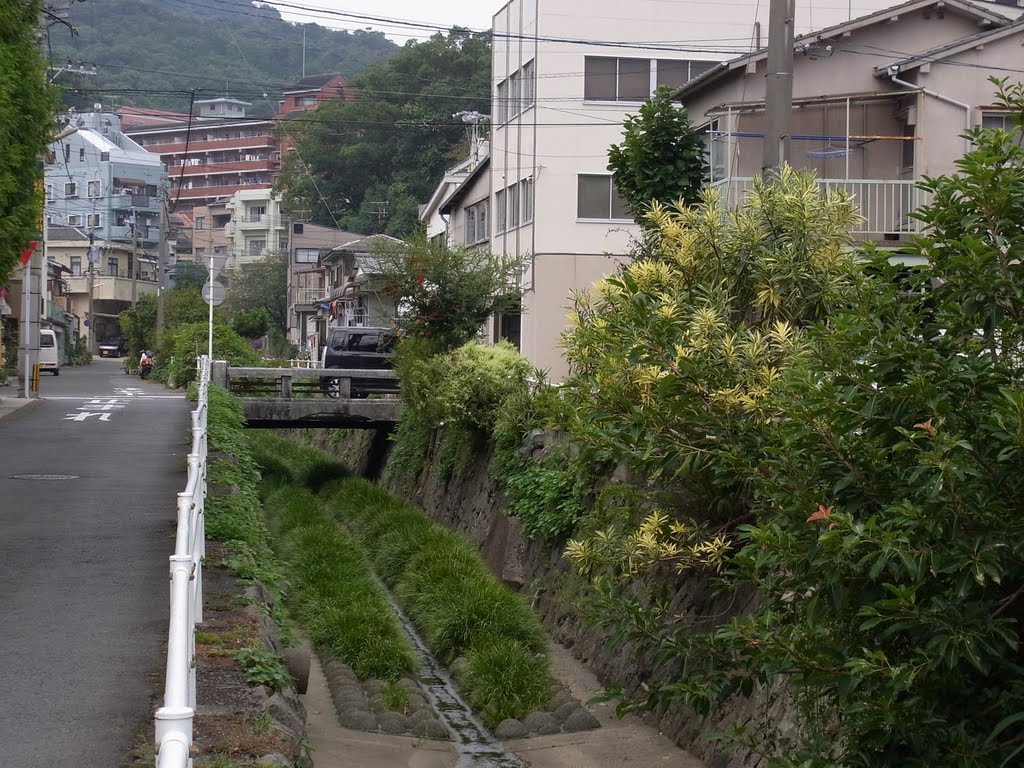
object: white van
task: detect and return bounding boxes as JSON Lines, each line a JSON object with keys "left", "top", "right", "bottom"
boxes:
{"left": 39, "top": 329, "right": 59, "bottom": 376}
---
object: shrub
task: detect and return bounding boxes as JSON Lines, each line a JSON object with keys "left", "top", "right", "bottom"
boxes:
{"left": 463, "top": 637, "right": 553, "bottom": 725}
{"left": 165, "top": 322, "right": 259, "bottom": 388}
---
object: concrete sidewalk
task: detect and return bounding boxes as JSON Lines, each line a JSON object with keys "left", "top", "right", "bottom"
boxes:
{"left": 0, "top": 395, "right": 37, "bottom": 421}
{"left": 302, "top": 640, "right": 705, "bottom": 768}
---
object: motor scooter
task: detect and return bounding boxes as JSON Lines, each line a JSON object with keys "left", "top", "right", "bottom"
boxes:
{"left": 139, "top": 353, "right": 154, "bottom": 380}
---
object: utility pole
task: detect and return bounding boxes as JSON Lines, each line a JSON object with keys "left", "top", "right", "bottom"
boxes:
{"left": 87, "top": 232, "right": 98, "bottom": 355}
{"left": 156, "top": 185, "right": 169, "bottom": 336}
{"left": 131, "top": 210, "right": 138, "bottom": 308}
{"left": 762, "top": 0, "right": 795, "bottom": 178}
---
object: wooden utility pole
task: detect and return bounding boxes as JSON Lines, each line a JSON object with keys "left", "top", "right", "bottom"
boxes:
{"left": 762, "top": 0, "right": 796, "bottom": 178}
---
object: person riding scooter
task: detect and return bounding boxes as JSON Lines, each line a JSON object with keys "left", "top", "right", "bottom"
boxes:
{"left": 139, "top": 350, "right": 154, "bottom": 380}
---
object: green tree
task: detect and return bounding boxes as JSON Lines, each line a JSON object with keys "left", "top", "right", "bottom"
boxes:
{"left": 172, "top": 260, "right": 208, "bottom": 292}
{"left": 0, "top": 0, "right": 57, "bottom": 283}
{"left": 222, "top": 251, "right": 288, "bottom": 333}
{"left": 373, "top": 236, "right": 524, "bottom": 353}
{"left": 565, "top": 80, "right": 1024, "bottom": 768}
{"left": 119, "top": 287, "right": 208, "bottom": 356}
{"left": 607, "top": 86, "right": 707, "bottom": 224}
{"left": 232, "top": 307, "right": 270, "bottom": 339}
{"left": 277, "top": 29, "right": 491, "bottom": 236}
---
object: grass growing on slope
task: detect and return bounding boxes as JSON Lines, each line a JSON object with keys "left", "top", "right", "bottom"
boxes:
{"left": 261, "top": 482, "right": 417, "bottom": 681}
{"left": 320, "top": 477, "right": 554, "bottom": 724}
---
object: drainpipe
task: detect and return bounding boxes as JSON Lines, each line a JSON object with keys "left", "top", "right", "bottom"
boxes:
{"left": 888, "top": 66, "right": 972, "bottom": 155}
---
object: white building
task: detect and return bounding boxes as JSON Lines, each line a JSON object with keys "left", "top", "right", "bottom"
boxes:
{"left": 220, "top": 189, "right": 288, "bottom": 271}
{"left": 488, "top": 0, "right": 909, "bottom": 379}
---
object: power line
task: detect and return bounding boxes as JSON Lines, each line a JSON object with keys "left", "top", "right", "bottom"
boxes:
{"left": 171, "top": 91, "right": 197, "bottom": 212}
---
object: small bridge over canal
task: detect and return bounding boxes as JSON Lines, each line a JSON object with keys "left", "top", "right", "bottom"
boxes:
{"left": 211, "top": 363, "right": 402, "bottom": 428}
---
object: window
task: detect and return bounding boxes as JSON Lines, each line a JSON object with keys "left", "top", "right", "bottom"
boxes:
{"left": 248, "top": 239, "right": 266, "bottom": 257}
{"left": 68, "top": 214, "right": 82, "bottom": 226}
{"left": 195, "top": 216, "right": 205, "bottom": 230}
{"left": 521, "top": 60, "right": 535, "bottom": 110}
{"left": 495, "top": 189, "right": 507, "bottom": 233}
{"left": 87, "top": 180, "right": 100, "bottom": 198}
{"left": 465, "top": 200, "right": 489, "bottom": 245}
{"left": 701, "top": 120, "right": 727, "bottom": 182}
{"left": 901, "top": 121, "right": 915, "bottom": 170}
{"left": 107, "top": 257, "right": 119, "bottom": 277}
{"left": 64, "top": 144, "right": 71, "bottom": 162}
{"left": 520, "top": 177, "right": 534, "bottom": 224}
{"left": 70, "top": 255, "right": 82, "bottom": 276}
{"left": 496, "top": 79, "right": 508, "bottom": 124}
{"left": 508, "top": 71, "right": 521, "bottom": 118}
{"left": 508, "top": 181, "right": 520, "bottom": 228}
{"left": 279, "top": 238, "right": 289, "bottom": 251}
{"left": 46, "top": 183, "right": 53, "bottom": 201}
{"left": 293, "top": 222, "right": 304, "bottom": 234}
{"left": 247, "top": 205, "right": 266, "bottom": 222}
{"left": 982, "top": 112, "right": 1012, "bottom": 131}
{"left": 297, "top": 95, "right": 317, "bottom": 106}
{"left": 79, "top": 147, "right": 85, "bottom": 162}
{"left": 87, "top": 213, "right": 101, "bottom": 227}
{"left": 295, "top": 248, "right": 320, "bottom": 263}
{"left": 64, "top": 181, "right": 77, "bottom": 197}
{"left": 584, "top": 57, "right": 651, "bottom": 102}
{"left": 195, "top": 247, "right": 206, "bottom": 260}
{"left": 577, "top": 174, "right": 631, "bottom": 220}
{"left": 40, "top": 333, "right": 55, "bottom": 348}
{"left": 656, "top": 59, "right": 718, "bottom": 90}
{"left": 100, "top": 151, "right": 110, "bottom": 162}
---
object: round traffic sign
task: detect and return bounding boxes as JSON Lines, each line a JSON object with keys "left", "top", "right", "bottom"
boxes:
{"left": 202, "top": 279, "right": 226, "bottom": 306}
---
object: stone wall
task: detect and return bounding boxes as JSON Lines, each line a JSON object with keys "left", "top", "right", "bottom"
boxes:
{"left": 305, "top": 426, "right": 795, "bottom": 768}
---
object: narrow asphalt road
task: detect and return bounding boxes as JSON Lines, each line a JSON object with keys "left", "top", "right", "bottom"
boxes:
{"left": 0, "top": 359, "right": 191, "bottom": 767}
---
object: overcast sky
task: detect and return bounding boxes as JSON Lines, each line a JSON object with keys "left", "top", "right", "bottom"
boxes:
{"left": 270, "top": 0, "right": 500, "bottom": 42}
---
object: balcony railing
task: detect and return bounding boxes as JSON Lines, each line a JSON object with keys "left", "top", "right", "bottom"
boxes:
{"left": 66, "top": 275, "right": 158, "bottom": 302}
{"left": 710, "top": 178, "right": 932, "bottom": 239}
{"left": 294, "top": 288, "right": 323, "bottom": 305}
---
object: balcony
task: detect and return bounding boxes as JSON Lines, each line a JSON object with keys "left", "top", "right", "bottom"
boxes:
{"left": 110, "top": 194, "right": 158, "bottom": 211}
{"left": 174, "top": 159, "right": 271, "bottom": 176}
{"left": 66, "top": 275, "right": 158, "bottom": 302}
{"left": 710, "top": 178, "right": 932, "bottom": 240}
{"left": 144, "top": 136, "right": 275, "bottom": 154}
{"left": 107, "top": 224, "right": 156, "bottom": 243}
{"left": 294, "top": 288, "right": 324, "bottom": 306}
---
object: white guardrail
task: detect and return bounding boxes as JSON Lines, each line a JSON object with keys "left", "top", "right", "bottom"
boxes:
{"left": 154, "top": 355, "right": 210, "bottom": 767}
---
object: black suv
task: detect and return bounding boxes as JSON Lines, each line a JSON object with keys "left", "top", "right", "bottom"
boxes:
{"left": 321, "top": 326, "right": 399, "bottom": 398}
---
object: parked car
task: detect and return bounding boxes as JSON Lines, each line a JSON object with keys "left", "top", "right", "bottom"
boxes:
{"left": 39, "top": 329, "right": 59, "bottom": 375}
{"left": 98, "top": 338, "right": 125, "bottom": 358}
{"left": 320, "top": 326, "right": 399, "bottom": 398}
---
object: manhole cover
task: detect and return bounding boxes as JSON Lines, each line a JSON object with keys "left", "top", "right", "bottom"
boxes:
{"left": 10, "top": 473, "right": 79, "bottom": 481}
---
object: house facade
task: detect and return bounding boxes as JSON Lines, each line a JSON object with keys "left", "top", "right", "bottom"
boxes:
{"left": 286, "top": 221, "right": 364, "bottom": 354}
{"left": 488, "top": 0, "right": 905, "bottom": 380}
{"left": 316, "top": 235, "right": 402, "bottom": 345}
{"left": 44, "top": 111, "right": 166, "bottom": 251}
{"left": 674, "top": 0, "right": 1024, "bottom": 242}
{"left": 46, "top": 226, "right": 158, "bottom": 348}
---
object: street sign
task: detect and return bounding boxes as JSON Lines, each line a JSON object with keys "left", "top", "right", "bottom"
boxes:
{"left": 202, "top": 279, "right": 226, "bottom": 306}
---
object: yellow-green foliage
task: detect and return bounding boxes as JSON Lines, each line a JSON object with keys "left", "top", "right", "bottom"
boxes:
{"left": 561, "top": 168, "right": 859, "bottom": 482}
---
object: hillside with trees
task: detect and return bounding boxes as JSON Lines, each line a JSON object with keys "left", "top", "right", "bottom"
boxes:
{"left": 276, "top": 28, "right": 491, "bottom": 237}
{"left": 51, "top": 0, "right": 396, "bottom": 116}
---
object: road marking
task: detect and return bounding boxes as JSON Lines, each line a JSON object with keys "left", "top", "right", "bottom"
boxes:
{"left": 64, "top": 411, "right": 113, "bottom": 422}
{"left": 47, "top": 395, "right": 186, "bottom": 400}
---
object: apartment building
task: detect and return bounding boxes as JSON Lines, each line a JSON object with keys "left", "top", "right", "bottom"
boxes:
{"left": 488, "top": 0, "right": 907, "bottom": 379}
{"left": 277, "top": 73, "right": 351, "bottom": 155}
{"left": 124, "top": 98, "right": 278, "bottom": 210}
{"left": 44, "top": 111, "right": 166, "bottom": 251}
{"left": 187, "top": 189, "right": 288, "bottom": 271}
{"left": 676, "top": 0, "right": 1024, "bottom": 242}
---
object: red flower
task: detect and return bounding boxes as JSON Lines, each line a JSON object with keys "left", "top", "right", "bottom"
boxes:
{"left": 416, "top": 274, "right": 426, "bottom": 284}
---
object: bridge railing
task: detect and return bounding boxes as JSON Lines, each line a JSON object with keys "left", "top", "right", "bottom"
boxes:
{"left": 155, "top": 355, "right": 210, "bottom": 768}
{"left": 215, "top": 365, "right": 399, "bottom": 400}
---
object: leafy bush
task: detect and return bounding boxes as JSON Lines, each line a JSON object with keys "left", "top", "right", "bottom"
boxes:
{"left": 388, "top": 340, "right": 535, "bottom": 482}
{"left": 165, "top": 321, "right": 259, "bottom": 388}
{"left": 236, "top": 647, "right": 291, "bottom": 691}
{"left": 556, "top": 81, "right": 1024, "bottom": 768}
